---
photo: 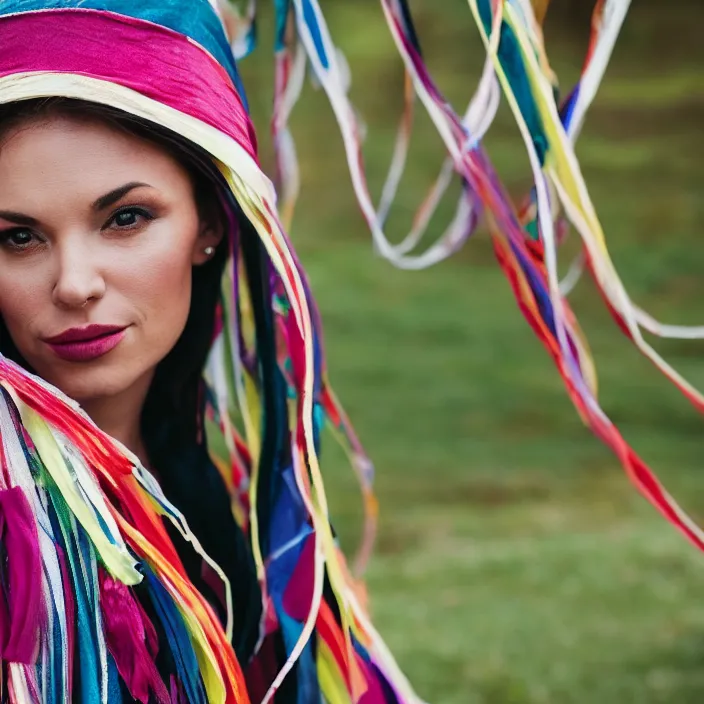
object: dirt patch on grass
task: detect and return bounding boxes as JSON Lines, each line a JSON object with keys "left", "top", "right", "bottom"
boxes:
{"left": 426, "top": 478, "right": 551, "bottom": 507}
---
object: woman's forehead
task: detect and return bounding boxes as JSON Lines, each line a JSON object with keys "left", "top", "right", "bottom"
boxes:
{"left": 0, "top": 117, "right": 192, "bottom": 206}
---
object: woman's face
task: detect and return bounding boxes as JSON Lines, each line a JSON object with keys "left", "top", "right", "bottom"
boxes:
{"left": 0, "top": 114, "right": 220, "bottom": 405}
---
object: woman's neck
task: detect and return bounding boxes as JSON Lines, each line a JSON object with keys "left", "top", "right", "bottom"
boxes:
{"left": 79, "top": 371, "right": 153, "bottom": 466}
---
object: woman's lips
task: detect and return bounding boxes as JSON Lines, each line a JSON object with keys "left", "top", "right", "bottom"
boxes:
{"left": 43, "top": 325, "right": 127, "bottom": 362}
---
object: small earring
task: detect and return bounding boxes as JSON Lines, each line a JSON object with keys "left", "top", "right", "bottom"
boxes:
{"left": 204, "top": 246, "right": 215, "bottom": 257}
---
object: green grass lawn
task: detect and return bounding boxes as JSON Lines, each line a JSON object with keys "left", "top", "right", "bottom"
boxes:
{"left": 239, "top": 2, "right": 704, "bottom": 701}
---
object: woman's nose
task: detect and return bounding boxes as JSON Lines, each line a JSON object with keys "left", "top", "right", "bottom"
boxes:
{"left": 51, "top": 242, "right": 106, "bottom": 309}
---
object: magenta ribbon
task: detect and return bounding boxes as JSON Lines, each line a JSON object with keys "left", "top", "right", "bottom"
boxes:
{"left": 0, "top": 486, "right": 43, "bottom": 664}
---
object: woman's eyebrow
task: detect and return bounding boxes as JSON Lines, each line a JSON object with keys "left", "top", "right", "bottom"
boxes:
{"left": 0, "top": 210, "right": 38, "bottom": 226}
{"left": 0, "top": 183, "right": 155, "bottom": 225}
{"left": 92, "top": 181, "right": 152, "bottom": 211}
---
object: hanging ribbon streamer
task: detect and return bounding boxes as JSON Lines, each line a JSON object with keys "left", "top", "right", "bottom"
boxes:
{"left": 274, "top": 0, "right": 704, "bottom": 554}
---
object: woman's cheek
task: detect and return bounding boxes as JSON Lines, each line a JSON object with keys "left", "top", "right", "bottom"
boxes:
{"left": 0, "top": 277, "right": 39, "bottom": 349}
{"left": 126, "top": 238, "right": 194, "bottom": 351}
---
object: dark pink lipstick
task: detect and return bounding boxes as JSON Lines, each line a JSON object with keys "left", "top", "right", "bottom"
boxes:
{"left": 43, "top": 324, "right": 127, "bottom": 362}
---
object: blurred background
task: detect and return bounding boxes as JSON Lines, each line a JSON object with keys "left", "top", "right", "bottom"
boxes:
{"left": 240, "top": 2, "right": 702, "bottom": 701}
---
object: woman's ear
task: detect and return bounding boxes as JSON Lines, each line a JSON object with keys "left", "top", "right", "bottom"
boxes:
{"left": 191, "top": 192, "right": 225, "bottom": 265}
{"left": 191, "top": 219, "right": 224, "bottom": 265}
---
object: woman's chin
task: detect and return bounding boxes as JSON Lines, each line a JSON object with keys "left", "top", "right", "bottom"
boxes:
{"left": 41, "top": 365, "right": 140, "bottom": 405}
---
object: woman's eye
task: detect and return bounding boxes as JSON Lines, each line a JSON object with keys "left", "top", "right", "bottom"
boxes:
{"left": 107, "top": 207, "right": 153, "bottom": 230}
{"left": 0, "top": 229, "right": 36, "bottom": 250}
